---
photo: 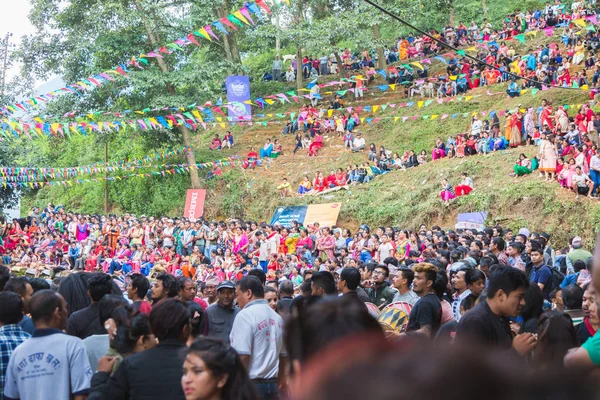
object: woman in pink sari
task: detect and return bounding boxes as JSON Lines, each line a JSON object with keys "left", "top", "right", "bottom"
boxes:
{"left": 308, "top": 133, "right": 323, "bottom": 157}
{"left": 316, "top": 227, "right": 335, "bottom": 261}
{"left": 432, "top": 138, "right": 446, "bottom": 160}
{"left": 232, "top": 227, "right": 249, "bottom": 254}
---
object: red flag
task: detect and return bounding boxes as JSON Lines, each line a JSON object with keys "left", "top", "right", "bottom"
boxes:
{"left": 256, "top": 0, "right": 271, "bottom": 13}
{"left": 186, "top": 33, "right": 201, "bottom": 46}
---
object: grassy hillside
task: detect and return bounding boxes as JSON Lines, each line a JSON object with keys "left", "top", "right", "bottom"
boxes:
{"left": 21, "top": 34, "right": 600, "bottom": 247}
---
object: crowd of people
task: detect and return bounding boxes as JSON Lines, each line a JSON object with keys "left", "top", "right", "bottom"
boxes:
{"left": 1, "top": 208, "right": 600, "bottom": 399}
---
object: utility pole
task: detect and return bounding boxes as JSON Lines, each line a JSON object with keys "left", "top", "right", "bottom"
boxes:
{"left": 104, "top": 141, "right": 109, "bottom": 213}
{"left": 0, "top": 32, "right": 13, "bottom": 101}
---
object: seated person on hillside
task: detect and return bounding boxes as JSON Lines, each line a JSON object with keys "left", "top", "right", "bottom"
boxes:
{"left": 298, "top": 176, "right": 312, "bottom": 195}
{"left": 260, "top": 139, "right": 274, "bottom": 158}
{"left": 506, "top": 79, "right": 521, "bottom": 98}
{"left": 223, "top": 131, "right": 234, "bottom": 149}
{"left": 331, "top": 95, "right": 344, "bottom": 110}
{"left": 277, "top": 178, "right": 292, "bottom": 198}
{"left": 335, "top": 168, "right": 347, "bottom": 187}
{"left": 210, "top": 134, "right": 222, "bottom": 150}
{"left": 308, "top": 133, "right": 324, "bottom": 157}
{"left": 455, "top": 172, "right": 473, "bottom": 196}
{"left": 326, "top": 170, "right": 337, "bottom": 188}
{"left": 242, "top": 147, "right": 259, "bottom": 169}
{"left": 512, "top": 153, "right": 537, "bottom": 178}
{"left": 351, "top": 133, "right": 366, "bottom": 152}
{"left": 271, "top": 139, "right": 283, "bottom": 158}
{"left": 432, "top": 138, "right": 446, "bottom": 160}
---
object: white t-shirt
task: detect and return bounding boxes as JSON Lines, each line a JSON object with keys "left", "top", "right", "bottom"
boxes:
{"left": 230, "top": 300, "right": 284, "bottom": 379}
{"left": 162, "top": 226, "right": 174, "bottom": 247}
{"left": 378, "top": 242, "right": 394, "bottom": 261}
{"left": 5, "top": 330, "right": 92, "bottom": 400}
{"left": 268, "top": 234, "right": 280, "bottom": 255}
{"left": 573, "top": 173, "right": 589, "bottom": 188}
{"left": 353, "top": 137, "right": 366, "bottom": 148}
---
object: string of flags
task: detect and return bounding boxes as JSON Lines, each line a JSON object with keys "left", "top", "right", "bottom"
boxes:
{"left": 0, "top": 146, "right": 191, "bottom": 179}
{"left": 0, "top": 0, "right": 279, "bottom": 117}
{"left": 1, "top": 155, "right": 273, "bottom": 188}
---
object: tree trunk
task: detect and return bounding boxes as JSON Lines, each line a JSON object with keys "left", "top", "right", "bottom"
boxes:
{"left": 275, "top": 13, "right": 281, "bottom": 56}
{"left": 216, "top": 1, "right": 241, "bottom": 65}
{"left": 134, "top": 0, "right": 201, "bottom": 189}
{"left": 448, "top": 0, "right": 455, "bottom": 25}
{"left": 334, "top": 51, "right": 344, "bottom": 78}
{"left": 104, "top": 140, "right": 109, "bottom": 213}
{"left": 372, "top": 24, "right": 386, "bottom": 70}
{"left": 296, "top": 48, "right": 303, "bottom": 97}
{"left": 482, "top": 0, "right": 488, "bottom": 19}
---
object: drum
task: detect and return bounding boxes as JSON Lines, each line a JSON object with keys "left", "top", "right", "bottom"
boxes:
{"left": 364, "top": 302, "right": 380, "bottom": 318}
{"left": 377, "top": 302, "right": 413, "bottom": 333}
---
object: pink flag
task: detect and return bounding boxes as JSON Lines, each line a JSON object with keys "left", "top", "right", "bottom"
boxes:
{"left": 441, "top": 114, "right": 448, "bottom": 119}
{"left": 421, "top": 58, "right": 431, "bottom": 64}
{"left": 240, "top": 7, "right": 255, "bottom": 25}
{"left": 411, "top": 116, "right": 417, "bottom": 121}
{"left": 205, "top": 26, "right": 220, "bottom": 41}
{"left": 587, "top": 15, "right": 598, "bottom": 25}
{"left": 402, "top": 116, "right": 409, "bottom": 122}
{"left": 544, "top": 27, "right": 553, "bottom": 36}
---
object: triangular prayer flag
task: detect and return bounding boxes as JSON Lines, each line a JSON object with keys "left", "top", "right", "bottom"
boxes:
{"left": 205, "top": 26, "right": 220, "bottom": 40}
{"left": 514, "top": 34, "right": 525, "bottom": 43}
{"left": 232, "top": 10, "right": 250, "bottom": 25}
{"left": 220, "top": 17, "right": 237, "bottom": 30}
{"left": 195, "top": 28, "right": 211, "bottom": 41}
{"left": 213, "top": 21, "right": 229, "bottom": 35}
{"left": 239, "top": 7, "right": 255, "bottom": 25}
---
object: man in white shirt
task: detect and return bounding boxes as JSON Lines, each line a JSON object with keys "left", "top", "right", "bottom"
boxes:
{"left": 4, "top": 290, "right": 92, "bottom": 400}
{"left": 471, "top": 116, "right": 482, "bottom": 137}
{"left": 351, "top": 133, "right": 366, "bottom": 152}
{"left": 231, "top": 276, "right": 285, "bottom": 400}
{"left": 392, "top": 268, "right": 420, "bottom": 305}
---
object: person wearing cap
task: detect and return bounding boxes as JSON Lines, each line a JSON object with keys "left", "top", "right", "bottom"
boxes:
{"left": 567, "top": 236, "right": 593, "bottom": 275}
{"left": 207, "top": 280, "right": 238, "bottom": 343}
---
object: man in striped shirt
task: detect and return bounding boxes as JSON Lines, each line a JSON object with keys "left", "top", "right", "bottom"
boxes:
{"left": 0, "top": 292, "right": 31, "bottom": 400}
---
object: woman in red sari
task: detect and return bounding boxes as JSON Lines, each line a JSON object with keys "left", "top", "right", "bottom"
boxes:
{"left": 312, "top": 172, "right": 327, "bottom": 193}
{"left": 509, "top": 111, "right": 523, "bottom": 148}
{"left": 540, "top": 101, "right": 554, "bottom": 131}
{"left": 243, "top": 147, "right": 259, "bottom": 169}
{"left": 3, "top": 222, "right": 21, "bottom": 251}
{"left": 308, "top": 133, "right": 323, "bottom": 157}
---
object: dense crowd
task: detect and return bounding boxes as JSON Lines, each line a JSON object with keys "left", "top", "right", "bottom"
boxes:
{"left": 1, "top": 210, "right": 600, "bottom": 400}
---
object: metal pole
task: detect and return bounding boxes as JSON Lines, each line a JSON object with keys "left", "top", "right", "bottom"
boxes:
{"left": 104, "top": 141, "right": 109, "bottom": 213}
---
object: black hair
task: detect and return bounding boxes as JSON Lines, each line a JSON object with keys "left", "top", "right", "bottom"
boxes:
{"left": 433, "top": 271, "right": 450, "bottom": 300}
{"left": 156, "top": 273, "right": 180, "bottom": 298}
{"left": 375, "top": 264, "right": 390, "bottom": 277}
{"left": 247, "top": 269, "right": 267, "bottom": 285}
{"left": 150, "top": 298, "right": 191, "bottom": 341}
{"left": 573, "top": 260, "right": 587, "bottom": 273}
{"left": 30, "top": 289, "right": 63, "bottom": 323}
{"left": 491, "top": 237, "right": 506, "bottom": 251}
{"left": 0, "top": 291, "right": 24, "bottom": 325}
{"left": 284, "top": 296, "right": 383, "bottom": 369}
{"left": 88, "top": 273, "right": 114, "bottom": 302}
{"left": 98, "top": 294, "right": 128, "bottom": 326}
{"left": 340, "top": 268, "right": 361, "bottom": 291}
{"left": 508, "top": 242, "right": 524, "bottom": 254}
{"left": 399, "top": 268, "right": 415, "bottom": 287}
{"left": 460, "top": 293, "right": 478, "bottom": 312}
{"left": 129, "top": 273, "right": 150, "bottom": 300}
{"left": 29, "top": 277, "right": 51, "bottom": 293}
{"left": 279, "top": 280, "right": 294, "bottom": 296}
{"left": 188, "top": 301, "right": 208, "bottom": 338}
{"left": 111, "top": 305, "right": 152, "bottom": 355}
{"left": 561, "top": 284, "right": 584, "bottom": 310}
{"left": 520, "top": 284, "right": 544, "bottom": 325}
{"left": 0, "top": 265, "right": 10, "bottom": 291}
{"left": 4, "top": 277, "right": 30, "bottom": 298}
{"left": 186, "top": 338, "right": 259, "bottom": 400}
{"left": 486, "top": 267, "right": 529, "bottom": 299}
{"left": 311, "top": 271, "right": 337, "bottom": 295}
{"left": 465, "top": 269, "right": 486, "bottom": 286}
{"left": 237, "top": 276, "right": 265, "bottom": 298}
{"left": 535, "top": 311, "right": 580, "bottom": 366}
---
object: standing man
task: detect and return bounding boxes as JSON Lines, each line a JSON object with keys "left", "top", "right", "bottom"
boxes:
{"left": 319, "top": 53, "right": 329, "bottom": 76}
{"left": 3, "top": 277, "right": 35, "bottom": 335}
{"left": 451, "top": 267, "right": 471, "bottom": 321}
{"left": 272, "top": 55, "right": 283, "bottom": 82}
{"left": 457, "top": 267, "right": 535, "bottom": 356}
{"left": 126, "top": 273, "right": 152, "bottom": 315}
{"left": 151, "top": 273, "right": 180, "bottom": 303}
{"left": 4, "top": 290, "right": 93, "bottom": 400}
{"left": 338, "top": 267, "right": 370, "bottom": 303}
{"left": 406, "top": 263, "right": 442, "bottom": 337}
{"left": 67, "top": 273, "right": 113, "bottom": 339}
{"left": 0, "top": 292, "right": 31, "bottom": 400}
{"left": 529, "top": 247, "right": 553, "bottom": 300}
{"left": 180, "top": 221, "right": 195, "bottom": 256}
{"left": 203, "top": 276, "right": 220, "bottom": 306}
{"left": 207, "top": 281, "right": 238, "bottom": 343}
{"left": 392, "top": 268, "right": 419, "bottom": 305}
{"left": 231, "top": 276, "right": 285, "bottom": 400}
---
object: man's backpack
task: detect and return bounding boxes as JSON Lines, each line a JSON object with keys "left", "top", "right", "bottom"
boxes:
{"left": 548, "top": 267, "right": 565, "bottom": 292}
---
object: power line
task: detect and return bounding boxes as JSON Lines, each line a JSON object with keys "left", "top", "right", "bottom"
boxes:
{"left": 363, "top": 0, "right": 582, "bottom": 91}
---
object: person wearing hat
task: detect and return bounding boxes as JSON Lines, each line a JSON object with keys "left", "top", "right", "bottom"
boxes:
{"left": 206, "top": 280, "right": 238, "bottom": 343}
{"left": 567, "top": 236, "right": 593, "bottom": 275}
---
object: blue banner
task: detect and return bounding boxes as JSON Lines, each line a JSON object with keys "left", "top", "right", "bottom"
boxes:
{"left": 226, "top": 75, "right": 252, "bottom": 122}
{"left": 270, "top": 206, "right": 308, "bottom": 228}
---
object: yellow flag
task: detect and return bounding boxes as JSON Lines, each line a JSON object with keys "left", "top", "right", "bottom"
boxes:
{"left": 360, "top": 118, "right": 365, "bottom": 123}
{"left": 197, "top": 28, "right": 212, "bottom": 41}
{"left": 220, "top": 123, "right": 226, "bottom": 128}
{"left": 373, "top": 106, "right": 379, "bottom": 113}
{"left": 411, "top": 62, "right": 424, "bottom": 70}
{"left": 389, "top": 84, "right": 396, "bottom": 91}
{"left": 192, "top": 110, "right": 203, "bottom": 122}
{"left": 233, "top": 10, "right": 250, "bottom": 24}
{"left": 34, "top": 117, "right": 43, "bottom": 123}
{"left": 449, "top": 76, "right": 457, "bottom": 81}
{"left": 394, "top": 117, "right": 400, "bottom": 123}
{"left": 465, "top": 96, "right": 473, "bottom": 101}
{"left": 581, "top": 85, "right": 589, "bottom": 90}
{"left": 328, "top": 109, "right": 333, "bottom": 117}
{"left": 431, "top": 115, "right": 438, "bottom": 120}
{"left": 573, "top": 18, "right": 586, "bottom": 27}
{"left": 418, "top": 101, "right": 424, "bottom": 108}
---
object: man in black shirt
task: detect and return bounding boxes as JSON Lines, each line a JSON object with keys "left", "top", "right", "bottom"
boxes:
{"left": 67, "top": 273, "right": 113, "bottom": 339}
{"left": 457, "top": 266, "right": 536, "bottom": 355}
{"left": 407, "top": 263, "right": 442, "bottom": 337}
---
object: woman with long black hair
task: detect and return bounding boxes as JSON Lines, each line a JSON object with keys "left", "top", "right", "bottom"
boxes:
{"left": 182, "top": 338, "right": 258, "bottom": 400}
